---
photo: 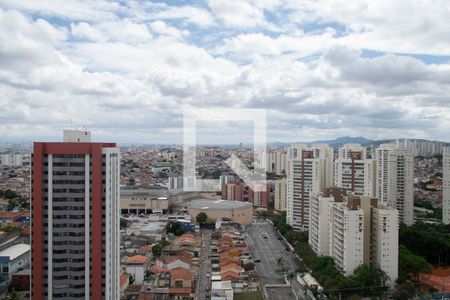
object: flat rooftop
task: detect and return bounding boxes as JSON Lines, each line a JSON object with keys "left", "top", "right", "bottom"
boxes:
{"left": 0, "top": 243, "right": 30, "bottom": 260}
{"left": 190, "top": 199, "right": 252, "bottom": 210}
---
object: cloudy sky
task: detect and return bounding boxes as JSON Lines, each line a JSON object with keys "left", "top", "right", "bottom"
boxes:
{"left": 0, "top": 0, "right": 449, "bottom": 144}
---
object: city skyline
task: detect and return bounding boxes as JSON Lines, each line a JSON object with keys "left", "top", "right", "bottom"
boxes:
{"left": 1, "top": 1, "right": 450, "bottom": 143}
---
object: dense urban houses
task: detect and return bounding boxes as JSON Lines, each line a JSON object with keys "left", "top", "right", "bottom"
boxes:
{"left": 31, "top": 130, "right": 120, "bottom": 299}
{"left": 443, "top": 147, "right": 450, "bottom": 224}
{"left": 286, "top": 144, "right": 333, "bottom": 230}
{"left": 375, "top": 144, "right": 414, "bottom": 226}
{"left": 309, "top": 188, "right": 399, "bottom": 285}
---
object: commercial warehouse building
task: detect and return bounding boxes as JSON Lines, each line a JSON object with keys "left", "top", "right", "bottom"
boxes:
{"left": 188, "top": 199, "right": 253, "bottom": 225}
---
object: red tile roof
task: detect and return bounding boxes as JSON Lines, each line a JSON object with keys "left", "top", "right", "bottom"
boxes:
{"left": 169, "top": 287, "right": 192, "bottom": 295}
{"left": 221, "top": 270, "right": 240, "bottom": 280}
{"left": 120, "top": 273, "right": 129, "bottom": 288}
{"left": 127, "top": 255, "right": 148, "bottom": 264}
{"left": 170, "top": 268, "right": 193, "bottom": 281}
{"left": 221, "top": 263, "right": 242, "bottom": 273}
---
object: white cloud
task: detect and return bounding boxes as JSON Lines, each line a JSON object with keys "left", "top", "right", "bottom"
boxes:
{"left": 135, "top": 2, "right": 216, "bottom": 28}
{"left": 1, "top": 3, "right": 450, "bottom": 143}
{"left": 149, "top": 21, "right": 189, "bottom": 40}
{"left": 207, "top": 0, "right": 274, "bottom": 29}
{"left": 71, "top": 22, "right": 104, "bottom": 41}
{"left": 286, "top": 0, "right": 450, "bottom": 55}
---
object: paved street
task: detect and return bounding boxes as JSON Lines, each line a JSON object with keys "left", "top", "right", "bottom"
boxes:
{"left": 246, "top": 221, "right": 299, "bottom": 284}
{"left": 197, "top": 230, "right": 211, "bottom": 300}
{"left": 267, "top": 287, "right": 297, "bottom": 300}
{"left": 246, "top": 220, "right": 307, "bottom": 300}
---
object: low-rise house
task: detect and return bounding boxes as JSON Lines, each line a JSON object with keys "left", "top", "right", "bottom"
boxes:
{"left": 219, "top": 256, "right": 240, "bottom": 267}
{"left": 217, "top": 237, "right": 233, "bottom": 249}
{"left": 0, "top": 243, "right": 30, "bottom": 280}
{"left": 120, "top": 273, "right": 130, "bottom": 298}
{"left": 211, "top": 280, "right": 233, "bottom": 300}
{"left": 124, "top": 255, "right": 149, "bottom": 285}
{"left": 169, "top": 268, "right": 194, "bottom": 299}
{"left": 221, "top": 270, "right": 240, "bottom": 282}
{"left": 156, "top": 256, "right": 191, "bottom": 271}
{"left": 220, "top": 263, "right": 242, "bottom": 275}
{"left": 10, "top": 269, "right": 30, "bottom": 291}
{"left": 170, "top": 268, "right": 193, "bottom": 289}
{"left": 171, "top": 233, "right": 201, "bottom": 251}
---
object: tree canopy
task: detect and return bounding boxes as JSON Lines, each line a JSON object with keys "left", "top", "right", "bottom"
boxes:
{"left": 167, "top": 222, "right": 185, "bottom": 236}
{"left": 196, "top": 212, "right": 208, "bottom": 224}
{"left": 399, "top": 222, "right": 450, "bottom": 265}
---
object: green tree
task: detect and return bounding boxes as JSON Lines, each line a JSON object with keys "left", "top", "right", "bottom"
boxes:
{"left": 398, "top": 244, "right": 432, "bottom": 281}
{"left": 287, "top": 271, "right": 295, "bottom": 285}
{"left": 120, "top": 218, "right": 128, "bottom": 229}
{"left": 196, "top": 212, "right": 208, "bottom": 225}
{"left": 392, "top": 280, "right": 416, "bottom": 300}
{"left": 167, "top": 222, "right": 185, "bottom": 236}
{"left": 205, "top": 217, "right": 215, "bottom": 225}
{"left": 152, "top": 244, "right": 162, "bottom": 257}
{"left": 243, "top": 262, "right": 255, "bottom": 272}
{"left": 4, "top": 189, "right": 17, "bottom": 199}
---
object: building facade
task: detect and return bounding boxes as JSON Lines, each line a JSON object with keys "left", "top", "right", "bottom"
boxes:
{"left": 309, "top": 189, "right": 399, "bottom": 284}
{"left": 286, "top": 144, "right": 333, "bottom": 230}
{"left": 274, "top": 178, "right": 287, "bottom": 211}
{"left": 375, "top": 144, "right": 414, "bottom": 225}
{"left": 221, "top": 181, "right": 244, "bottom": 202}
{"left": 31, "top": 130, "right": 120, "bottom": 299}
{"left": 334, "top": 144, "right": 376, "bottom": 197}
{"left": 329, "top": 197, "right": 365, "bottom": 275}
{"left": 248, "top": 183, "right": 269, "bottom": 208}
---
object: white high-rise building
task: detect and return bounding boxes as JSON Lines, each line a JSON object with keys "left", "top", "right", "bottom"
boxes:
{"left": 309, "top": 189, "right": 399, "bottom": 284}
{"left": 286, "top": 144, "right": 333, "bottom": 230}
{"left": 259, "top": 149, "right": 287, "bottom": 175}
{"left": 329, "top": 196, "right": 364, "bottom": 275}
{"left": 375, "top": 144, "right": 414, "bottom": 225}
{"left": 0, "top": 153, "right": 23, "bottom": 167}
{"left": 334, "top": 144, "right": 376, "bottom": 196}
{"left": 309, "top": 189, "right": 344, "bottom": 256}
{"left": 274, "top": 178, "right": 287, "bottom": 211}
{"left": 443, "top": 147, "right": 450, "bottom": 224}
{"left": 370, "top": 202, "right": 399, "bottom": 283}
{"left": 395, "top": 138, "right": 444, "bottom": 156}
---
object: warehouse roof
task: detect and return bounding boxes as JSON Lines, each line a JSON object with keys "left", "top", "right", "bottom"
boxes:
{"left": 0, "top": 243, "right": 30, "bottom": 260}
{"left": 190, "top": 199, "right": 252, "bottom": 210}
